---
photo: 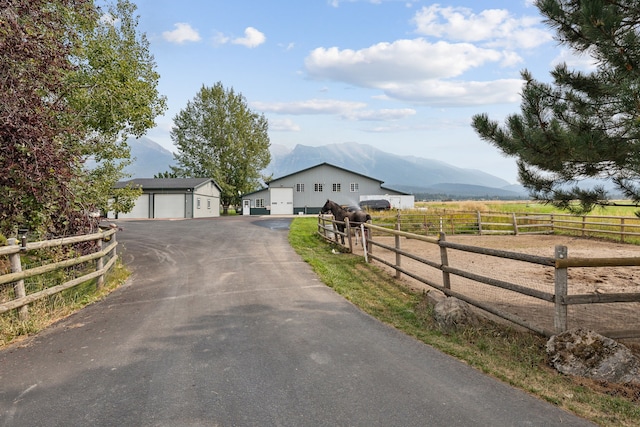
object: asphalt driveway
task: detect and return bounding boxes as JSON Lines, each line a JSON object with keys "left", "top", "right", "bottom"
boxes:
{"left": 0, "top": 216, "right": 594, "bottom": 426}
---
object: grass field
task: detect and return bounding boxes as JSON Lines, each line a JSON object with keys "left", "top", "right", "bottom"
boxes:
{"left": 416, "top": 200, "right": 640, "bottom": 217}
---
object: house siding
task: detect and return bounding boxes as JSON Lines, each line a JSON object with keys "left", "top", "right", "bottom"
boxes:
{"left": 193, "top": 181, "right": 221, "bottom": 218}
{"left": 242, "top": 163, "right": 408, "bottom": 215}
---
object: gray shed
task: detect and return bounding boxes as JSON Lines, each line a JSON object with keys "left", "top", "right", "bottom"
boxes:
{"left": 110, "top": 178, "right": 221, "bottom": 219}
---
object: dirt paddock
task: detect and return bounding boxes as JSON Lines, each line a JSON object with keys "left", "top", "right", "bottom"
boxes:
{"left": 352, "top": 232, "right": 640, "bottom": 345}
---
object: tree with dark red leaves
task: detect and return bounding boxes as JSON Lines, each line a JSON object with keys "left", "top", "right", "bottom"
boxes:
{"left": 0, "top": 0, "right": 165, "bottom": 238}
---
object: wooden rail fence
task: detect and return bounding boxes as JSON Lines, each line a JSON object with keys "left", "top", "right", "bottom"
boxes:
{"left": 318, "top": 215, "right": 640, "bottom": 339}
{"left": 379, "top": 210, "right": 640, "bottom": 243}
{"left": 0, "top": 228, "right": 118, "bottom": 320}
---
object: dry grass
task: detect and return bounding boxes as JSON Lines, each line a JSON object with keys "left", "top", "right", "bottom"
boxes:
{"left": 0, "top": 260, "right": 129, "bottom": 348}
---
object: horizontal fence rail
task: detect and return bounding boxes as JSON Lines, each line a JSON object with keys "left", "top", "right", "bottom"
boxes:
{"left": 0, "top": 228, "right": 118, "bottom": 320}
{"left": 318, "top": 214, "right": 640, "bottom": 339}
{"left": 376, "top": 210, "right": 640, "bottom": 243}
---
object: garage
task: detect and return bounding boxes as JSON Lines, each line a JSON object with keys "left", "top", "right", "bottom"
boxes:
{"left": 154, "top": 194, "right": 186, "bottom": 218}
{"left": 117, "top": 194, "right": 150, "bottom": 219}
{"left": 110, "top": 178, "right": 221, "bottom": 219}
{"left": 270, "top": 187, "right": 293, "bottom": 215}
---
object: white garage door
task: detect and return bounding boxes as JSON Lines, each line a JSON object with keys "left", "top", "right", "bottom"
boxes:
{"left": 270, "top": 187, "right": 293, "bottom": 215}
{"left": 118, "top": 194, "right": 150, "bottom": 218}
{"left": 154, "top": 194, "right": 186, "bottom": 218}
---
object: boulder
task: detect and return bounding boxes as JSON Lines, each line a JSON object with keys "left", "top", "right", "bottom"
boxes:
{"left": 546, "top": 328, "right": 640, "bottom": 385}
{"left": 433, "top": 297, "right": 480, "bottom": 332}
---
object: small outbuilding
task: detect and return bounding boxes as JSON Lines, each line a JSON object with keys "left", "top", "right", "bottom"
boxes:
{"left": 241, "top": 162, "right": 410, "bottom": 215}
{"left": 109, "top": 178, "right": 221, "bottom": 219}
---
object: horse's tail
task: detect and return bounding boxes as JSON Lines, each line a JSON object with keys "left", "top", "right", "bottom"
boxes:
{"left": 366, "top": 213, "right": 372, "bottom": 222}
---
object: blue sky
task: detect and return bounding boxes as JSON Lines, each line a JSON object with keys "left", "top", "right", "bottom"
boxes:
{"left": 130, "top": 0, "right": 593, "bottom": 184}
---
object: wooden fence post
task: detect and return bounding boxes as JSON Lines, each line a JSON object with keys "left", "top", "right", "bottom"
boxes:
{"left": 554, "top": 245, "right": 568, "bottom": 333}
{"left": 8, "top": 238, "right": 28, "bottom": 321}
{"left": 96, "top": 236, "right": 104, "bottom": 289}
{"left": 322, "top": 215, "right": 331, "bottom": 241}
{"left": 439, "top": 232, "right": 451, "bottom": 290}
{"left": 395, "top": 222, "right": 401, "bottom": 279}
{"left": 360, "top": 224, "right": 368, "bottom": 263}
{"left": 477, "top": 211, "right": 483, "bottom": 235}
{"left": 620, "top": 218, "right": 625, "bottom": 243}
{"left": 512, "top": 213, "right": 518, "bottom": 235}
{"left": 345, "top": 218, "right": 353, "bottom": 253}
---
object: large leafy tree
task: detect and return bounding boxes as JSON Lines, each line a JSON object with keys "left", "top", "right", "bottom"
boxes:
{"left": 70, "top": 0, "right": 166, "bottom": 227}
{"left": 0, "top": 0, "right": 166, "bottom": 237}
{"left": 472, "top": 0, "right": 640, "bottom": 213}
{"left": 1, "top": 0, "right": 92, "bottom": 237}
{"left": 170, "top": 83, "right": 271, "bottom": 213}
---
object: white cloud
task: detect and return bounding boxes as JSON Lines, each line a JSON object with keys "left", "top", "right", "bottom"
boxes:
{"left": 162, "top": 23, "right": 201, "bottom": 44}
{"left": 279, "top": 42, "right": 295, "bottom": 51}
{"left": 551, "top": 47, "right": 599, "bottom": 71}
{"left": 213, "top": 31, "right": 230, "bottom": 46}
{"left": 302, "top": 5, "right": 549, "bottom": 107}
{"left": 305, "top": 39, "right": 503, "bottom": 86}
{"left": 412, "top": 5, "right": 552, "bottom": 50}
{"left": 382, "top": 79, "right": 525, "bottom": 106}
{"left": 268, "top": 118, "right": 301, "bottom": 132}
{"left": 253, "top": 99, "right": 415, "bottom": 121}
{"left": 344, "top": 108, "right": 416, "bottom": 121}
{"left": 232, "top": 27, "right": 266, "bottom": 48}
{"left": 253, "top": 99, "right": 367, "bottom": 115}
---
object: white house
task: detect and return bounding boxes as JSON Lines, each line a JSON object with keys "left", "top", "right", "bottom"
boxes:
{"left": 241, "top": 162, "right": 410, "bottom": 215}
{"left": 109, "top": 178, "right": 221, "bottom": 219}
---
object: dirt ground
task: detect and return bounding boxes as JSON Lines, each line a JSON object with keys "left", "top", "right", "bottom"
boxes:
{"left": 351, "top": 233, "right": 640, "bottom": 343}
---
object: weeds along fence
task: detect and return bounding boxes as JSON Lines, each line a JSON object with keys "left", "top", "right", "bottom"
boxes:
{"left": 374, "top": 210, "right": 640, "bottom": 244}
{"left": 0, "top": 228, "right": 118, "bottom": 321}
{"left": 317, "top": 215, "right": 640, "bottom": 339}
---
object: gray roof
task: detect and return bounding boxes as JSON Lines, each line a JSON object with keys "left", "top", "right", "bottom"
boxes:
{"left": 115, "top": 178, "right": 219, "bottom": 191}
{"left": 265, "top": 162, "right": 409, "bottom": 195}
{"left": 267, "top": 162, "right": 384, "bottom": 185}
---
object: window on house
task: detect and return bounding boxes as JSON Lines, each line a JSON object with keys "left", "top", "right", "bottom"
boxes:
{"left": 296, "top": 183, "right": 304, "bottom": 192}
{"left": 256, "top": 199, "right": 265, "bottom": 208}
{"left": 207, "top": 199, "right": 211, "bottom": 209}
{"left": 332, "top": 183, "right": 341, "bottom": 192}
{"left": 350, "top": 182, "right": 359, "bottom": 192}
{"left": 197, "top": 198, "right": 201, "bottom": 209}
{"left": 314, "top": 183, "right": 324, "bottom": 192}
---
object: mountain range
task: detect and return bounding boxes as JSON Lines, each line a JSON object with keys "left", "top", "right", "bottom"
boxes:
{"left": 124, "top": 137, "right": 528, "bottom": 199}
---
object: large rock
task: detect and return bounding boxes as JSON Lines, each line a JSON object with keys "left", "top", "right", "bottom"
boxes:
{"left": 433, "top": 297, "right": 479, "bottom": 332}
{"left": 546, "top": 328, "right": 640, "bottom": 385}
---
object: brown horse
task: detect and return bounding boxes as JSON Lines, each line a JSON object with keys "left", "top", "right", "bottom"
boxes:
{"left": 320, "top": 199, "right": 371, "bottom": 244}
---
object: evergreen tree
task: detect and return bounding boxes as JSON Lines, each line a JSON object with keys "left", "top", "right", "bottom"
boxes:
{"left": 472, "top": 0, "right": 640, "bottom": 213}
{"left": 171, "top": 83, "right": 271, "bottom": 213}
